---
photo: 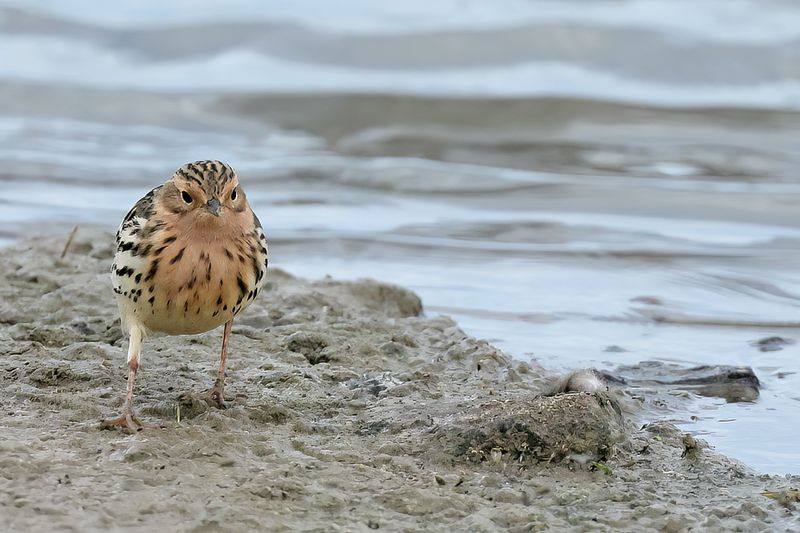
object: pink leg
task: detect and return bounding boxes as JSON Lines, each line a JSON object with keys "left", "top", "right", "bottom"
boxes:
{"left": 177, "top": 320, "right": 233, "bottom": 410}
{"left": 101, "top": 326, "right": 158, "bottom": 432}
{"left": 207, "top": 320, "right": 232, "bottom": 407}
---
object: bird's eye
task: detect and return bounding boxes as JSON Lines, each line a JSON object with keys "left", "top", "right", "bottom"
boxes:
{"left": 231, "top": 187, "right": 238, "bottom": 201}
{"left": 181, "top": 191, "right": 193, "bottom": 204}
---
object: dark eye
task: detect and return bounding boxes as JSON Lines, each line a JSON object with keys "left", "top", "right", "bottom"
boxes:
{"left": 231, "top": 187, "right": 238, "bottom": 201}
{"left": 181, "top": 191, "right": 193, "bottom": 204}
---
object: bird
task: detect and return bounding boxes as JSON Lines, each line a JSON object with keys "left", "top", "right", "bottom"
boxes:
{"left": 102, "top": 160, "right": 269, "bottom": 432}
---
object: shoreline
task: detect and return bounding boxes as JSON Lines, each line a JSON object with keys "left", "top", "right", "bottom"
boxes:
{"left": 1, "top": 228, "right": 797, "bottom": 531}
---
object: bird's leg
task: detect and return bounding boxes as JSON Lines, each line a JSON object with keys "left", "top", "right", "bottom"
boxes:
{"left": 178, "top": 320, "right": 233, "bottom": 409}
{"left": 101, "top": 326, "right": 156, "bottom": 432}
{"left": 207, "top": 320, "right": 232, "bottom": 408}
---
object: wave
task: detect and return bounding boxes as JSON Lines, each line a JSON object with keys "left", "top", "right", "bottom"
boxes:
{"left": 2, "top": 36, "right": 800, "bottom": 109}
{"left": 3, "top": 1, "right": 800, "bottom": 44}
{"left": 1, "top": 5, "right": 800, "bottom": 108}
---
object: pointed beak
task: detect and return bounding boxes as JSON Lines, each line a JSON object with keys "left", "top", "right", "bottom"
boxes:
{"left": 207, "top": 198, "right": 221, "bottom": 216}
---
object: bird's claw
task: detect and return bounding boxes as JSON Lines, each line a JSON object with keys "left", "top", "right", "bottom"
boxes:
{"left": 179, "top": 386, "right": 227, "bottom": 410}
{"left": 100, "top": 409, "right": 161, "bottom": 433}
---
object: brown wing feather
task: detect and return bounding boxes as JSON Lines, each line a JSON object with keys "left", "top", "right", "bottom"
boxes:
{"left": 115, "top": 185, "right": 162, "bottom": 248}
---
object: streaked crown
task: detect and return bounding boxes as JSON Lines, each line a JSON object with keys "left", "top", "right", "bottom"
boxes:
{"left": 172, "top": 160, "right": 238, "bottom": 198}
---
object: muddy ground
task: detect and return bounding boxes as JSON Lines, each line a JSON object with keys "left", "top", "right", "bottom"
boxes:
{"left": 0, "top": 229, "right": 798, "bottom": 532}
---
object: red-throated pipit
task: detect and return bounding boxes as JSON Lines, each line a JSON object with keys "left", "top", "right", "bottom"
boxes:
{"left": 103, "top": 160, "right": 268, "bottom": 432}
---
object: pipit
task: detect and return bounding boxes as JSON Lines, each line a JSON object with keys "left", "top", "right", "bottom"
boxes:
{"left": 102, "top": 160, "right": 268, "bottom": 432}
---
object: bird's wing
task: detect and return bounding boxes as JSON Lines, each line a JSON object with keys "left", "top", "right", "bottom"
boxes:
{"left": 115, "top": 185, "right": 162, "bottom": 248}
{"left": 111, "top": 186, "right": 163, "bottom": 332}
{"left": 252, "top": 211, "right": 269, "bottom": 272}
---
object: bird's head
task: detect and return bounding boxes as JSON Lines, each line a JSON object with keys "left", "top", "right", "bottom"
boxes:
{"left": 163, "top": 160, "right": 248, "bottom": 224}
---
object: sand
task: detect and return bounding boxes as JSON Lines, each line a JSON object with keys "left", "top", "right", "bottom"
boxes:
{"left": 0, "top": 228, "right": 798, "bottom": 532}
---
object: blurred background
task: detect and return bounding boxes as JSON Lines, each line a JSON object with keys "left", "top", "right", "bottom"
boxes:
{"left": 1, "top": 0, "right": 799, "bottom": 473}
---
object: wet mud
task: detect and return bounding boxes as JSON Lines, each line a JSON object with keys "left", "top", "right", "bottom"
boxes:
{"left": 0, "top": 229, "right": 798, "bottom": 531}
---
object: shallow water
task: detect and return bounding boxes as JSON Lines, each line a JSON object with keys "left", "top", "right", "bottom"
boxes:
{"left": 1, "top": 0, "right": 799, "bottom": 474}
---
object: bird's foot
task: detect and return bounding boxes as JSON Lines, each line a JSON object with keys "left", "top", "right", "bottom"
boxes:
{"left": 100, "top": 408, "right": 161, "bottom": 433}
{"left": 179, "top": 385, "right": 227, "bottom": 410}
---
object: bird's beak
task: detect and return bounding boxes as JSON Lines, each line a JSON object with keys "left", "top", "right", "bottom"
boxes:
{"left": 207, "top": 198, "right": 221, "bottom": 217}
